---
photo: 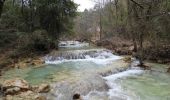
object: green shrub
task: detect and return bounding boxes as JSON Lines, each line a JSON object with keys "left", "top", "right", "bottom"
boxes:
{"left": 18, "top": 29, "right": 55, "bottom": 52}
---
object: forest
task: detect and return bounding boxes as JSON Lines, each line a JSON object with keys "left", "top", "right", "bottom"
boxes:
{"left": 0, "top": 0, "right": 77, "bottom": 69}
{"left": 75, "top": 0, "right": 170, "bottom": 65}
{"left": 0, "top": 0, "right": 170, "bottom": 100}
{"left": 0, "top": 0, "right": 170, "bottom": 68}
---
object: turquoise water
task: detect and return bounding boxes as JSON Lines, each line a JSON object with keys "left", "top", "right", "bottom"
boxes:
{"left": 1, "top": 61, "right": 105, "bottom": 85}
{"left": 1, "top": 43, "right": 170, "bottom": 100}
{"left": 119, "top": 70, "right": 170, "bottom": 100}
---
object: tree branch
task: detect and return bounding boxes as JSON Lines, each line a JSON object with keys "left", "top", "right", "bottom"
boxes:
{"left": 129, "top": 0, "right": 144, "bottom": 9}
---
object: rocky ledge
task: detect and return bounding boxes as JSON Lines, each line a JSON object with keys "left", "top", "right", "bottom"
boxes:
{"left": 0, "top": 78, "right": 50, "bottom": 100}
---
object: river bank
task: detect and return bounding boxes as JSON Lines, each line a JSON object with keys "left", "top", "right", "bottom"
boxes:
{"left": 95, "top": 37, "right": 170, "bottom": 65}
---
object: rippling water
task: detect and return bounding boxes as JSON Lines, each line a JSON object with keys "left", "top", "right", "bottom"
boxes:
{"left": 1, "top": 41, "right": 170, "bottom": 100}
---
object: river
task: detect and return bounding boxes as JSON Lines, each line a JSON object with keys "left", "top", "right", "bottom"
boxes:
{"left": 1, "top": 41, "right": 170, "bottom": 100}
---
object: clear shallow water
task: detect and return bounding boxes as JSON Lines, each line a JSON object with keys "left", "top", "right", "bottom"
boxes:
{"left": 1, "top": 57, "right": 124, "bottom": 85}
{"left": 84, "top": 67, "right": 170, "bottom": 100}
{"left": 1, "top": 61, "right": 103, "bottom": 85}
{"left": 1, "top": 41, "right": 170, "bottom": 100}
{"left": 118, "top": 71, "right": 170, "bottom": 100}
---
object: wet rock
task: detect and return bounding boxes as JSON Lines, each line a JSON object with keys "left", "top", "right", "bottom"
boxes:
{"left": 2, "top": 79, "right": 49, "bottom": 100}
{"left": 38, "top": 84, "right": 50, "bottom": 93}
{"left": 20, "top": 90, "right": 34, "bottom": 96}
{"left": 137, "top": 64, "right": 151, "bottom": 70}
{"left": 31, "top": 59, "right": 45, "bottom": 66}
{"left": 5, "top": 95, "right": 13, "bottom": 100}
{"left": 5, "top": 90, "right": 40, "bottom": 100}
{"left": 34, "top": 95, "right": 46, "bottom": 100}
{"left": 5, "top": 87, "right": 21, "bottom": 95}
{"left": 73, "top": 93, "right": 81, "bottom": 100}
{"left": 123, "top": 57, "right": 131, "bottom": 63}
{"left": 15, "top": 62, "right": 27, "bottom": 68}
{"left": 167, "top": 67, "right": 170, "bottom": 73}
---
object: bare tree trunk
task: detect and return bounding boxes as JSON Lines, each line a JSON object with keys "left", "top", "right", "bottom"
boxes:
{"left": 0, "top": 0, "right": 5, "bottom": 17}
{"left": 138, "top": 33, "right": 144, "bottom": 66}
{"left": 99, "top": 0, "right": 103, "bottom": 41}
{"left": 21, "top": 0, "right": 24, "bottom": 15}
{"left": 29, "top": 0, "right": 33, "bottom": 32}
{"left": 132, "top": 38, "right": 137, "bottom": 52}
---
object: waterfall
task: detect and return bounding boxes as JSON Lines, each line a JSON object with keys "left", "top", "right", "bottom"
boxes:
{"left": 58, "top": 41, "right": 89, "bottom": 48}
{"left": 44, "top": 49, "right": 122, "bottom": 65}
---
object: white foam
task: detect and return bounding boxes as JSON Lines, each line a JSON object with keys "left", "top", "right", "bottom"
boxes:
{"left": 45, "top": 55, "right": 121, "bottom": 65}
{"left": 103, "top": 69, "right": 144, "bottom": 100}
{"left": 83, "top": 91, "right": 107, "bottom": 100}
{"left": 103, "top": 69, "right": 143, "bottom": 81}
{"left": 45, "top": 49, "right": 122, "bottom": 65}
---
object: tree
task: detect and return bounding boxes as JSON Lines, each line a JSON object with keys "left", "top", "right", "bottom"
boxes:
{"left": 36, "top": 0, "right": 77, "bottom": 42}
{"left": 0, "top": 0, "right": 5, "bottom": 17}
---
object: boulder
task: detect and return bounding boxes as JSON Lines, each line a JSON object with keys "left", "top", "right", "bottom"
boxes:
{"left": 3, "top": 78, "right": 30, "bottom": 95}
{"left": 73, "top": 93, "right": 82, "bottom": 100}
{"left": 2, "top": 79, "right": 49, "bottom": 100}
{"left": 123, "top": 57, "right": 131, "bottom": 63}
{"left": 37, "top": 84, "right": 50, "bottom": 93}
{"left": 3, "top": 78, "right": 30, "bottom": 90}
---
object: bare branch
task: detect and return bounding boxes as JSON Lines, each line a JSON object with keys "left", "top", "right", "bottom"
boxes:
{"left": 129, "top": 0, "right": 144, "bottom": 9}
